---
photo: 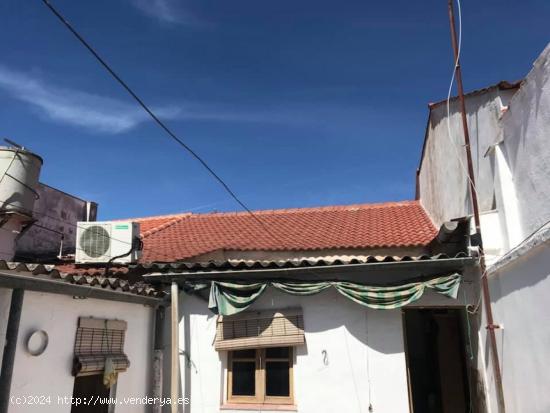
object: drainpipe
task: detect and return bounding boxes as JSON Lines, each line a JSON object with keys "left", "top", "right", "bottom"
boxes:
{"left": 415, "top": 168, "right": 420, "bottom": 200}
{"left": 447, "top": 1, "right": 506, "bottom": 411}
{"left": 0, "top": 289, "right": 24, "bottom": 413}
{"left": 152, "top": 305, "right": 165, "bottom": 413}
{"left": 170, "top": 282, "right": 179, "bottom": 413}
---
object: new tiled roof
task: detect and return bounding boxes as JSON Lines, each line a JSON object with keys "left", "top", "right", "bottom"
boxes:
{"left": 134, "top": 200, "right": 437, "bottom": 262}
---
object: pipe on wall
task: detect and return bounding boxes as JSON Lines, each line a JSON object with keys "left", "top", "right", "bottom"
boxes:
{"left": 0, "top": 289, "right": 24, "bottom": 413}
{"left": 152, "top": 305, "right": 165, "bottom": 413}
{"left": 170, "top": 282, "right": 179, "bottom": 413}
{"left": 447, "top": 1, "right": 506, "bottom": 411}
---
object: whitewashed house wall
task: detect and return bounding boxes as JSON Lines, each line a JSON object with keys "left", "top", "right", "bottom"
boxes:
{"left": 499, "top": 44, "right": 550, "bottom": 242}
{"left": 6, "top": 290, "right": 154, "bottom": 413}
{"left": 169, "top": 269, "right": 479, "bottom": 413}
{"left": 482, "top": 239, "right": 550, "bottom": 413}
{"left": 418, "top": 85, "right": 518, "bottom": 228}
{"left": 480, "top": 43, "right": 550, "bottom": 413}
{"left": 418, "top": 42, "right": 550, "bottom": 413}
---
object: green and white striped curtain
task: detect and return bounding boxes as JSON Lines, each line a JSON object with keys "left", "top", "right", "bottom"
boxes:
{"left": 208, "top": 273, "right": 462, "bottom": 316}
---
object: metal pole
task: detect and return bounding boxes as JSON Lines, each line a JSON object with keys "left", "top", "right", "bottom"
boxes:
{"left": 0, "top": 289, "right": 24, "bottom": 413}
{"left": 447, "top": 1, "right": 506, "bottom": 411}
{"left": 152, "top": 305, "right": 165, "bottom": 413}
{"left": 170, "top": 283, "right": 179, "bottom": 413}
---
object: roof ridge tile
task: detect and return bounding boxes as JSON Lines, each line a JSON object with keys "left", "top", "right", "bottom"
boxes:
{"left": 120, "top": 200, "right": 420, "bottom": 223}
{"left": 141, "top": 213, "right": 192, "bottom": 239}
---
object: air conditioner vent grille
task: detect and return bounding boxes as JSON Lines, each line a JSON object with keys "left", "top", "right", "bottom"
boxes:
{"left": 75, "top": 221, "right": 140, "bottom": 264}
{"left": 80, "top": 225, "right": 110, "bottom": 258}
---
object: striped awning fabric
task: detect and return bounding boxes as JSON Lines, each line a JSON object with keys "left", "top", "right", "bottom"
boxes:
{"left": 214, "top": 308, "right": 305, "bottom": 351}
{"left": 72, "top": 317, "right": 130, "bottom": 376}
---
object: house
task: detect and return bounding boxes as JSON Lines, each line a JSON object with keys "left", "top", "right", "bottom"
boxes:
{"left": 2, "top": 41, "right": 549, "bottom": 413}
{"left": 0, "top": 145, "right": 155, "bottom": 413}
{"left": 417, "top": 42, "right": 550, "bottom": 412}
{"left": 0, "top": 262, "right": 161, "bottom": 413}
{"left": 1, "top": 200, "right": 482, "bottom": 413}
{"left": 127, "top": 202, "right": 482, "bottom": 413}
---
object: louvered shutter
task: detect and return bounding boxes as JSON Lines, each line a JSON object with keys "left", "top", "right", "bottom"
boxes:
{"left": 215, "top": 308, "right": 305, "bottom": 351}
{"left": 72, "top": 317, "right": 130, "bottom": 376}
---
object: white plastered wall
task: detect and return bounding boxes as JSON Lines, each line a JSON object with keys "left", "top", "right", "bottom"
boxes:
{"left": 7, "top": 291, "right": 154, "bottom": 413}
{"left": 500, "top": 43, "right": 550, "bottom": 242}
{"left": 418, "top": 87, "right": 518, "bottom": 228}
{"left": 172, "top": 277, "right": 477, "bottom": 413}
{"left": 480, "top": 240, "right": 550, "bottom": 413}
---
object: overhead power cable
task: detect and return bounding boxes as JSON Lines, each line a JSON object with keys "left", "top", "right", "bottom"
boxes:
{"left": 39, "top": 0, "right": 282, "bottom": 245}
{"left": 0, "top": 197, "right": 179, "bottom": 263}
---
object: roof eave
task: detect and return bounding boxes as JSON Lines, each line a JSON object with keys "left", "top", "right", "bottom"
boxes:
{"left": 0, "top": 270, "right": 162, "bottom": 306}
{"left": 144, "top": 256, "right": 476, "bottom": 285}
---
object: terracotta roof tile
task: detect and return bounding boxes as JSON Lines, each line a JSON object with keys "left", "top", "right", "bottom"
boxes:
{"left": 0, "top": 260, "right": 163, "bottom": 298}
{"left": 132, "top": 200, "right": 437, "bottom": 262}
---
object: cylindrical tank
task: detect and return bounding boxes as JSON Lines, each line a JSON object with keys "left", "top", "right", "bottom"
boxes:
{"left": 0, "top": 147, "right": 43, "bottom": 217}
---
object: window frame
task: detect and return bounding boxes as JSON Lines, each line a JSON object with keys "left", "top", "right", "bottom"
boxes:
{"left": 227, "top": 347, "right": 294, "bottom": 405}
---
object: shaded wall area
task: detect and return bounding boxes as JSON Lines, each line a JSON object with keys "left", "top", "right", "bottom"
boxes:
{"left": 15, "top": 183, "right": 97, "bottom": 261}
{"left": 500, "top": 43, "right": 550, "bottom": 239}
{"left": 417, "top": 85, "right": 518, "bottom": 227}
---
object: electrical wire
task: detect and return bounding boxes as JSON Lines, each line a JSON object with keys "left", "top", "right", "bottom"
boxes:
{"left": 0, "top": 247, "right": 52, "bottom": 263}
{"left": 365, "top": 310, "right": 373, "bottom": 412}
{"left": 467, "top": 218, "right": 550, "bottom": 315}
{"left": 0, "top": 198, "right": 180, "bottom": 263}
{"left": 0, "top": 195, "right": 291, "bottom": 264}
{"left": 492, "top": 218, "right": 550, "bottom": 266}
{"left": 462, "top": 289, "right": 474, "bottom": 413}
{"left": 342, "top": 322, "right": 363, "bottom": 412}
{"left": 39, "top": 0, "right": 283, "bottom": 247}
{"left": 445, "top": 0, "right": 481, "bottom": 205}
{"left": 0, "top": 224, "right": 131, "bottom": 263}
{"left": 0, "top": 193, "right": 293, "bottom": 265}
{"left": 0, "top": 148, "right": 19, "bottom": 188}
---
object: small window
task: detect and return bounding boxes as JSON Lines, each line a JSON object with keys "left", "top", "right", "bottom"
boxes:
{"left": 228, "top": 347, "right": 293, "bottom": 405}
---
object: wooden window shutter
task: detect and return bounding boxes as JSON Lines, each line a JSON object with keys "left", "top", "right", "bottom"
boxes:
{"left": 72, "top": 317, "right": 130, "bottom": 376}
{"left": 215, "top": 308, "right": 305, "bottom": 351}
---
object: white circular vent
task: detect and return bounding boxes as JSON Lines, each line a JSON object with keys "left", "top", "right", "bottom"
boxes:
{"left": 79, "top": 225, "right": 110, "bottom": 258}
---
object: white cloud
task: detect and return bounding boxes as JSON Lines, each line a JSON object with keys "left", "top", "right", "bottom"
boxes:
{"left": 0, "top": 66, "right": 383, "bottom": 135}
{"left": 129, "top": 0, "right": 207, "bottom": 27}
{"left": 0, "top": 66, "right": 172, "bottom": 133}
{"left": 0, "top": 66, "right": 277, "bottom": 134}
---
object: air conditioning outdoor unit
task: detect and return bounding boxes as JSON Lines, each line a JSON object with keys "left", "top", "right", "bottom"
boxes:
{"left": 75, "top": 221, "right": 141, "bottom": 264}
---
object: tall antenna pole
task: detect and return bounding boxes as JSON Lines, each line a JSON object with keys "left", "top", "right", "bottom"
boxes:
{"left": 447, "top": 1, "right": 506, "bottom": 411}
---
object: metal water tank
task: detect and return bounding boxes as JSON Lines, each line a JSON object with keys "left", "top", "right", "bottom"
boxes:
{"left": 0, "top": 146, "right": 43, "bottom": 217}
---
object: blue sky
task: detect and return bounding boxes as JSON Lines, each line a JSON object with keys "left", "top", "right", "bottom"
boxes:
{"left": 0, "top": 0, "right": 548, "bottom": 219}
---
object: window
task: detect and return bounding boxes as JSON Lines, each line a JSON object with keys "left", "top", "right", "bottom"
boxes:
{"left": 228, "top": 347, "right": 293, "bottom": 405}
{"left": 216, "top": 309, "right": 302, "bottom": 406}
